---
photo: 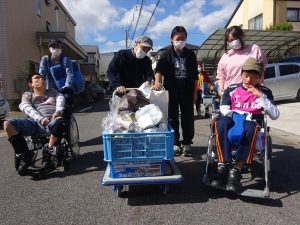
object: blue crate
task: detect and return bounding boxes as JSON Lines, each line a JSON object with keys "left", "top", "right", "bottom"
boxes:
{"left": 109, "top": 161, "right": 167, "bottom": 178}
{"left": 102, "top": 126, "right": 174, "bottom": 162}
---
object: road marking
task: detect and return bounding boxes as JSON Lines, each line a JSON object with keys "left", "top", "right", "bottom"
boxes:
{"left": 79, "top": 107, "right": 93, "bottom": 113}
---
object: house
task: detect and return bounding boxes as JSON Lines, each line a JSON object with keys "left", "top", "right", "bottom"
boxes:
{"left": 196, "top": 0, "right": 300, "bottom": 77}
{"left": 226, "top": 0, "right": 300, "bottom": 31}
{"left": 0, "top": 0, "right": 86, "bottom": 106}
{"left": 79, "top": 45, "right": 100, "bottom": 84}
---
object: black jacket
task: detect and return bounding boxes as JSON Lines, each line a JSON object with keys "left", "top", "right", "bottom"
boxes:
{"left": 107, "top": 49, "right": 153, "bottom": 90}
{"left": 155, "top": 46, "right": 198, "bottom": 96}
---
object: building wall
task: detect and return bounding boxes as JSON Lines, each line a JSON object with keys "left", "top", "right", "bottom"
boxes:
{"left": 0, "top": 0, "right": 9, "bottom": 99}
{"left": 0, "top": 0, "right": 77, "bottom": 103}
{"left": 227, "top": 0, "right": 300, "bottom": 30}
{"left": 263, "top": 0, "right": 274, "bottom": 29}
{"left": 99, "top": 52, "right": 115, "bottom": 81}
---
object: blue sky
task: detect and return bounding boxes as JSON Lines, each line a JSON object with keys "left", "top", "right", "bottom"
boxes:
{"left": 60, "top": 0, "right": 239, "bottom": 53}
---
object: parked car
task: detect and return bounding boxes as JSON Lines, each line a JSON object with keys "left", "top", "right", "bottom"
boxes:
{"left": 90, "top": 83, "right": 106, "bottom": 100}
{"left": 264, "top": 62, "right": 300, "bottom": 101}
{"left": 0, "top": 94, "right": 10, "bottom": 120}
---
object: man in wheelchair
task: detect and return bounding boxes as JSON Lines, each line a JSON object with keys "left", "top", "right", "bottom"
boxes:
{"left": 210, "top": 58, "right": 279, "bottom": 193}
{"left": 3, "top": 73, "right": 67, "bottom": 175}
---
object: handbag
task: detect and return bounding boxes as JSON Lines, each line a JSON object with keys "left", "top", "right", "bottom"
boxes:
{"left": 149, "top": 85, "right": 169, "bottom": 120}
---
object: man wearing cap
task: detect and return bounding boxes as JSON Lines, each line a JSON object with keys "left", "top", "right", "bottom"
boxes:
{"left": 107, "top": 36, "right": 154, "bottom": 94}
{"left": 39, "top": 39, "right": 74, "bottom": 107}
{"left": 210, "top": 57, "right": 279, "bottom": 193}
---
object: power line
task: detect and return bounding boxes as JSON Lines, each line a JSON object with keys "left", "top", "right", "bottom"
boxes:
{"left": 127, "top": 0, "right": 140, "bottom": 35}
{"left": 141, "top": 0, "right": 160, "bottom": 36}
{"left": 128, "top": 0, "right": 144, "bottom": 47}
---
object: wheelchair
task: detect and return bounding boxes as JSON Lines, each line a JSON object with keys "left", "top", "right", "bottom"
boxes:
{"left": 202, "top": 112, "right": 273, "bottom": 198}
{"left": 14, "top": 113, "right": 80, "bottom": 178}
{"left": 198, "top": 95, "right": 220, "bottom": 119}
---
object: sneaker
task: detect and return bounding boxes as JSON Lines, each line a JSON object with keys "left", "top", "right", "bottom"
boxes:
{"left": 174, "top": 145, "right": 182, "bottom": 156}
{"left": 210, "top": 163, "right": 230, "bottom": 188}
{"left": 42, "top": 145, "right": 56, "bottom": 170}
{"left": 226, "top": 168, "right": 242, "bottom": 193}
{"left": 16, "top": 151, "right": 34, "bottom": 176}
{"left": 182, "top": 145, "right": 192, "bottom": 157}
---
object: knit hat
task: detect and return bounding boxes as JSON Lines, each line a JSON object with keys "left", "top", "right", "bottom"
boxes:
{"left": 135, "top": 36, "right": 153, "bottom": 49}
{"left": 242, "top": 57, "right": 264, "bottom": 74}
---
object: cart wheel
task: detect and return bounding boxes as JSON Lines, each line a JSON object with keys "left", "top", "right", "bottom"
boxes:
{"left": 63, "top": 160, "right": 70, "bottom": 172}
{"left": 160, "top": 184, "right": 169, "bottom": 195}
{"left": 113, "top": 185, "right": 124, "bottom": 197}
{"left": 202, "top": 173, "right": 210, "bottom": 184}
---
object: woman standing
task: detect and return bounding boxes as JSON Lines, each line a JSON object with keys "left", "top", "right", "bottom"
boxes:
{"left": 216, "top": 26, "right": 267, "bottom": 95}
{"left": 153, "top": 26, "right": 198, "bottom": 157}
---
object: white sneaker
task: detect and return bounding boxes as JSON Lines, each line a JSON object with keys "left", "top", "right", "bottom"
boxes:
{"left": 174, "top": 145, "right": 182, "bottom": 156}
{"left": 182, "top": 145, "right": 192, "bottom": 157}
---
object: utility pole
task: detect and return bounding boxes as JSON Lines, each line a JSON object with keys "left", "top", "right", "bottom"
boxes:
{"left": 125, "top": 29, "right": 128, "bottom": 49}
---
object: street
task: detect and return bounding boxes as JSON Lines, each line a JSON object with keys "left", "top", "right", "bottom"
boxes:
{"left": 0, "top": 99, "right": 300, "bottom": 225}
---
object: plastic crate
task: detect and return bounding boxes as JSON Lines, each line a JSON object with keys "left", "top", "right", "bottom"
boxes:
{"left": 109, "top": 161, "right": 167, "bottom": 178}
{"left": 103, "top": 126, "right": 174, "bottom": 162}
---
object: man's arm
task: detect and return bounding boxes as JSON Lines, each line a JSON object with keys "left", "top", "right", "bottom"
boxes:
{"left": 64, "top": 57, "right": 74, "bottom": 87}
{"left": 19, "top": 92, "right": 44, "bottom": 123}
{"left": 52, "top": 91, "right": 65, "bottom": 119}
{"left": 144, "top": 57, "right": 154, "bottom": 84}
{"left": 38, "top": 56, "right": 49, "bottom": 80}
{"left": 107, "top": 53, "right": 122, "bottom": 90}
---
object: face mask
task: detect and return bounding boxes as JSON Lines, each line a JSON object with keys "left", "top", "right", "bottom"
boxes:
{"left": 50, "top": 47, "right": 62, "bottom": 57}
{"left": 173, "top": 41, "right": 186, "bottom": 50}
{"left": 227, "top": 39, "right": 241, "bottom": 50}
{"left": 136, "top": 47, "right": 146, "bottom": 59}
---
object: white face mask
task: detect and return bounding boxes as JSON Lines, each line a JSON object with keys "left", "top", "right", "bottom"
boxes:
{"left": 227, "top": 39, "right": 241, "bottom": 50}
{"left": 173, "top": 41, "right": 186, "bottom": 50}
{"left": 136, "top": 47, "right": 147, "bottom": 59}
{"left": 50, "top": 47, "right": 62, "bottom": 57}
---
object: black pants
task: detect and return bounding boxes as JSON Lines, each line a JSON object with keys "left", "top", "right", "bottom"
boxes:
{"left": 169, "top": 88, "right": 194, "bottom": 146}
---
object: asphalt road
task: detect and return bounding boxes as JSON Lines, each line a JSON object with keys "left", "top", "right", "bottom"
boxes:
{"left": 0, "top": 99, "right": 300, "bottom": 225}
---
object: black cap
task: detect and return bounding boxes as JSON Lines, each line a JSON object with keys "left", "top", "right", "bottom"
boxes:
{"left": 48, "top": 39, "right": 63, "bottom": 47}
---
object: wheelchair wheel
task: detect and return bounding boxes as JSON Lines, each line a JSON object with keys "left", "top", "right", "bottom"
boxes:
{"left": 68, "top": 114, "right": 80, "bottom": 159}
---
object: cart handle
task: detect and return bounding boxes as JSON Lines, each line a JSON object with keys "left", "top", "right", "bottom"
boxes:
{"left": 112, "top": 88, "right": 137, "bottom": 99}
{"left": 112, "top": 84, "right": 166, "bottom": 99}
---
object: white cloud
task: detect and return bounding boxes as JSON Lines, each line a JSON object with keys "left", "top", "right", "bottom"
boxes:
{"left": 60, "top": 0, "right": 119, "bottom": 43}
{"left": 95, "top": 34, "right": 107, "bottom": 43}
{"left": 148, "top": 0, "right": 238, "bottom": 38}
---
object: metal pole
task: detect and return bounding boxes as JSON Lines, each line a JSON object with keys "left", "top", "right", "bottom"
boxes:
{"left": 125, "top": 29, "right": 128, "bottom": 49}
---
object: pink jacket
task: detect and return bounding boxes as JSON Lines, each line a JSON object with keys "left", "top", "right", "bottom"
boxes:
{"left": 216, "top": 44, "right": 267, "bottom": 90}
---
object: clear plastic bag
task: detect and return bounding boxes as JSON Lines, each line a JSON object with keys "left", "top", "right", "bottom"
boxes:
{"left": 135, "top": 104, "right": 163, "bottom": 129}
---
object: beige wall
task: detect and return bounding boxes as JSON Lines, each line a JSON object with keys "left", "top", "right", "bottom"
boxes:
{"left": 0, "top": 0, "right": 77, "bottom": 102}
{"left": 227, "top": 0, "right": 300, "bottom": 30}
{"left": 263, "top": 0, "right": 274, "bottom": 29}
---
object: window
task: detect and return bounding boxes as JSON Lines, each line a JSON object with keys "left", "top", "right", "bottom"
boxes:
{"left": 265, "top": 66, "right": 276, "bottom": 79}
{"left": 279, "top": 64, "right": 300, "bottom": 76}
{"left": 248, "top": 14, "right": 263, "bottom": 30}
{"left": 46, "top": 21, "right": 51, "bottom": 32}
{"left": 287, "top": 8, "right": 300, "bottom": 22}
{"left": 35, "top": 0, "right": 41, "bottom": 16}
{"left": 45, "top": 0, "right": 51, "bottom": 6}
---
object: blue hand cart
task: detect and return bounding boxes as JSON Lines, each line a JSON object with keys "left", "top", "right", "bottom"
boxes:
{"left": 101, "top": 125, "right": 183, "bottom": 197}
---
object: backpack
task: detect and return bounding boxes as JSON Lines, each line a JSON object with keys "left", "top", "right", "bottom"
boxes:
{"left": 48, "top": 55, "right": 85, "bottom": 94}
